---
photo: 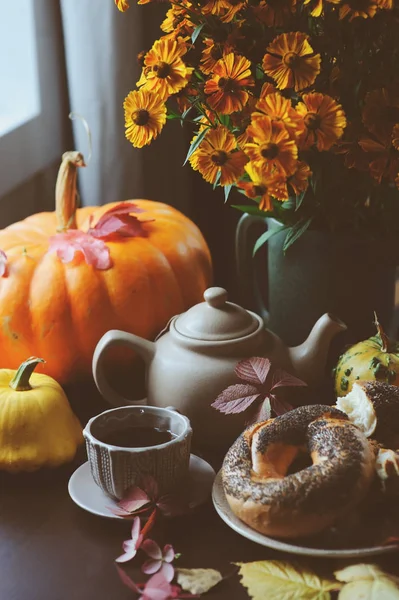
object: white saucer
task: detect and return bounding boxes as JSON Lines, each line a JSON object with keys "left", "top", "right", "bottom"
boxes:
{"left": 212, "top": 469, "right": 399, "bottom": 559}
{"left": 68, "top": 455, "right": 215, "bottom": 519}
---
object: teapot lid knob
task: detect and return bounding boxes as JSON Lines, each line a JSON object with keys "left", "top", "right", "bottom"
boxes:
{"left": 204, "top": 287, "right": 228, "bottom": 309}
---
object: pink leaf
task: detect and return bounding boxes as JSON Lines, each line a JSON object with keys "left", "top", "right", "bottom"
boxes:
{"left": 116, "top": 566, "right": 142, "bottom": 593}
{"left": 142, "top": 558, "right": 162, "bottom": 576}
{"left": 48, "top": 230, "right": 112, "bottom": 270}
{"left": 211, "top": 383, "right": 260, "bottom": 414}
{"left": 270, "top": 368, "right": 307, "bottom": 390}
{"left": 270, "top": 395, "right": 294, "bottom": 416}
{"left": 140, "top": 572, "right": 175, "bottom": 600}
{"left": 88, "top": 202, "right": 150, "bottom": 239}
{"left": 118, "top": 486, "right": 151, "bottom": 513}
{"left": 141, "top": 539, "right": 163, "bottom": 560}
{"left": 0, "top": 250, "right": 7, "bottom": 277}
{"left": 235, "top": 357, "right": 272, "bottom": 385}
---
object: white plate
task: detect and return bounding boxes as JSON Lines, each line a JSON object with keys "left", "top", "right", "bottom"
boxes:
{"left": 212, "top": 469, "right": 399, "bottom": 558}
{"left": 69, "top": 455, "right": 215, "bottom": 519}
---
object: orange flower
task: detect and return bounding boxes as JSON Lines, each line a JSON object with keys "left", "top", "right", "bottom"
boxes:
{"left": 252, "top": 0, "right": 297, "bottom": 27}
{"left": 296, "top": 93, "right": 346, "bottom": 151}
{"left": 205, "top": 53, "right": 254, "bottom": 115}
{"left": 260, "top": 82, "right": 278, "bottom": 98}
{"left": 200, "top": 0, "right": 230, "bottom": 16}
{"left": 189, "top": 126, "right": 248, "bottom": 185}
{"left": 238, "top": 162, "right": 289, "bottom": 212}
{"left": 359, "top": 134, "right": 399, "bottom": 184}
{"left": 137, "top": 37, "right": 193, "bottom": 101}
{"left": 220, "top": 0, "right": 246, "bottom": 22}
{"left": 252, "top": 93, "right": 304, "bottom": 140}
{"left": 161, "top": 4, "right": 194, "bottom": 37}
{"left": 245, "top": 116, "right": 298, "bottom": 176}
{"left": 175, "top": 85, "right": 199, "bottom": 113}
{"left": 334, "top": 0, "right": 379, "bottom": 20}
{"left": 262, "top": 32, "right": 321, "bottom": 92}
{"left": 392, "top": 124, "right": 399, "bottom": 151}
{"left": 115, "top": 0, "right": 129, "bottom": 10}
{"left": 200, "top": 40, "right": 234, "bottom": 75}
{"left": 124, "top": 90, "right": 166, "bottom": 148}
{"left": 362, "top": 87, "right": 399, "bottom": 140}
{"left": 287, "top": 161, "right": 312, "bottom": 195}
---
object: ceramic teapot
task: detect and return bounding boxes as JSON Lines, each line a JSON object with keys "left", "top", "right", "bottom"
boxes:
{"left": 92, "top": 287, "right": 346, "bottom": 447}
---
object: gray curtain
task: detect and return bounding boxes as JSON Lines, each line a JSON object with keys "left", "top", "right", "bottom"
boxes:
{"left": 60, "top": 0, "right": 192, "bottom": 215}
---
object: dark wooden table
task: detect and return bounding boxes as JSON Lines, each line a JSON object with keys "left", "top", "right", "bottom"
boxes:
{"left": 1, "top": 383, "right": 399, "bottom": 600}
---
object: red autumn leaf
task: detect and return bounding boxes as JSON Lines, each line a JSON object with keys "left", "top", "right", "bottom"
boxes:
{"left": 270, "top": 395, "right": 294, "bottom": 416}
{"left": 48, "top": 230, "right": 112, "bottom": 269}
{"left": 211, "top": 383, "right": 261, "bottom": 414}
{"left": 88, "top": 202, "right": 151, "bottom": 239}
{"left": 235, "top": 357, "right": 271, "bottom": 385}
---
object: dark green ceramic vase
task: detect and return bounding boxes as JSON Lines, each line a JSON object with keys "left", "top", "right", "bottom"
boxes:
{"left": 236, "top": 215, "right": 399, "bottom": 349}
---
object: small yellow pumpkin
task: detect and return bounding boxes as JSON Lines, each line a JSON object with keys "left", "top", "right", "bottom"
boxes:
{"left": 0, "top": 357, "right": 83, "bottom": 472}
{"left": 335, "top": 315, "right": 399, "bottom": 397}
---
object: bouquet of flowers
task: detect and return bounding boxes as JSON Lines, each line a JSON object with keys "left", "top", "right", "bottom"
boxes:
{"left": 116, "top": 0, "right": 399, "bottom": 250}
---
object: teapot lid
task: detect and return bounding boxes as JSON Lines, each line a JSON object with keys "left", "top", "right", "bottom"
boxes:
{"left": 174, "top": 287, "right": 258, "bottom": 341}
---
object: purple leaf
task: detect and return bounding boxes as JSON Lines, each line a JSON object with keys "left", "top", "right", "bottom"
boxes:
{"left": 235, "top": 357, "right": 272, "bottom": 385}
{"left": 211, "top": 383, "right": 260, "bottom": 414}
{"left": 270, "top": 395, "right": 294, "bottom": 416}
{"left": 254, "top": 398, "right": 272, "bottom": 422}
{"left": 270, "top": 368, "right": 307, "bottom": 390}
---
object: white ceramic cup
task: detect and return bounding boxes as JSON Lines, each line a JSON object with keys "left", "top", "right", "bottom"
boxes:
{"left": 83, "top": 405, "right": 192, "bottom": 500}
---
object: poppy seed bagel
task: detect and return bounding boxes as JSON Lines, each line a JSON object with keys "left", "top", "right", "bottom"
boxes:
{"left": 222, "top": 405, "right": 376, "bottom": 539}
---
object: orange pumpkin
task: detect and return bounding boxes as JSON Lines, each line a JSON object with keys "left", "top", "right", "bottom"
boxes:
{"left": 0, "top": 152, "right": 212, "bottom": 383}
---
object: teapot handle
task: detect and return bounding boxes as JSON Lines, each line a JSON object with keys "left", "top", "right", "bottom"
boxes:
{"left": 92, "top": 330, "right": 154, "bottom": 407}
{"left": 235, "top": 213, "right": 270, "bottom": 324}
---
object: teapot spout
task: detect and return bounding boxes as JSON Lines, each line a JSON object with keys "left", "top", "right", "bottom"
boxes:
{"left": 288, "top": 314, "right": 347, "bottom": 386}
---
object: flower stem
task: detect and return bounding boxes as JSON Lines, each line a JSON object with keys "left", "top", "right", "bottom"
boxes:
{"left": 55, "top": 151, "right": 86, "bottom": 232}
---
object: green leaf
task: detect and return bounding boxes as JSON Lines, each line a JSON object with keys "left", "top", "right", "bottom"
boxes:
{"left": 224, "top": 184, "right": 233, "bottom": 203}
{"left": 191, "top": 23, "right": 205, "bottom": 44}
{"left": 283, "top": 218, "right": 312, "bottom": 253}
{"left": 237, "top": 561, "right": 339, "bottom": 600}
{"left": 232, "top": 204, "right": 268, "bottom": 217}
{"left": 181, "top": 106, "right": 193, "bottom": 121}
{"left": 213, "top": 170, "right": 221, "bottom": 189}
{"left": 295, "top": 190, "right": 306, "bottom": 211}
{"left": 183, "top": 127, "right": 210, "bottom": 165}
{"left": 219, "top": 114, "right": 231, "bottom": 127}
{"left": 166, "top": 111, "right": 181, "bottom": 120}
{"left": 253, "top": 226, "right": 285, "bottom": 256}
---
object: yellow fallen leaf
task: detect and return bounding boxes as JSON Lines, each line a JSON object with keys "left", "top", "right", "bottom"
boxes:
{"left": 335, "top": 563, "right": 399, "bottom": 600}
{"left": 236, "top": 560, "right": 340, "bottom": 600}
{"left": 176, "top": 568, "right": 223, "bottom": 595}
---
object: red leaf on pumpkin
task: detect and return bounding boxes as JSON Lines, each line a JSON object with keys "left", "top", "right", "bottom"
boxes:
{"left": 48, "top": 230, "right": 111, "bottom": 269}
{"left": 0, "top": 249, "right": 7, "bottom": 277}
{"left": 235, "top": 357, "right": 271, "bottom": 385}
{"left": 211, "top": 383, "right": 260, "bottom": 414}
{"left": 88, "top": 202, "right": 151, "bottom": 239}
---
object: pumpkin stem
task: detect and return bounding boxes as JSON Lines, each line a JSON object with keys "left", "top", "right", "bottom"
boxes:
{"left": 55, "top": 151, "right": 86, "bottom": 232}
{"left": 9, "top": 357, "right": 45, "bottom": 391}
{"left": 374, "top": 312, "right": 393, "bottom": 353}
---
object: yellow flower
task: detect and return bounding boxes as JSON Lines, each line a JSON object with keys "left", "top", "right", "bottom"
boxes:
{"left": 392, "top": 124, "right": 399, "bottom": 151}
{"left": 238, "top": 162, "right": 289, "bottom": 212}
{"left": 137, "top": 37, "right": 193, "bottom": 101}
{"left": 252, "top": 93, "right": 304, "bottom": 140}
{"left": 189, "top": 126, "right": 248, "bottom": 185}
{"left": 245, "top": 116, "right": 298, "bottom": 176}
{"left": 296, "top": 93, "right": 346, "bottom": 151}
{"left": 200, "top": 40, "right": 234, "bottom": 75}
{"left": 124, "top": 90, "right": 166, "bottom": 148}
{"left": 262, "top": 32, "right": 321, "bottom": 92}
{"left": 287, "top": 161, "right": 312, "bottom": 195}
{"left": 161, "top": 2, "right": 194, "bottom": 36}
{"left": 200, "top": 0, "right": 230, "bottom": 16}
{"left": 303, "top": 0, "right": 324, "bottom": 16}
{"left": 252, "top": 0, "right": 297, "bottom": 27}
{"left": 204, "top": 53, "right": 254, "bottom": 115}
{"left": 362, "top": 87, "right": 399, "bottom": 140}
{"left": 115, "top": 0, "right": 129, "bottom": 11}
{"left": 260, "top": 82, "right": 278, "bottom": 98}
